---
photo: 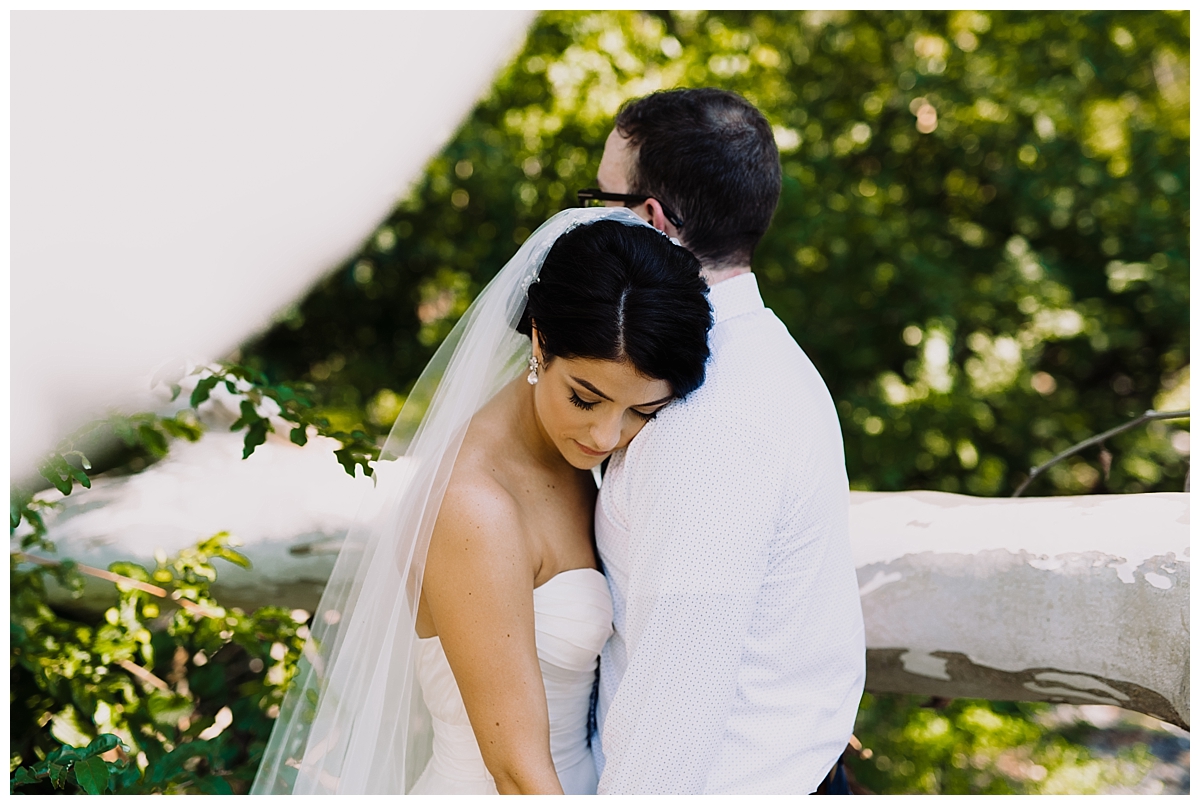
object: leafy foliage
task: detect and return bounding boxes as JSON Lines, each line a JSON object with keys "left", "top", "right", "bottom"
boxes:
{"left": 9, "top": 363, "right": 361, "bottom": 795}
{"left": 243, "top": 9, "right": 1188, "bottom": 498}
{"left": 11, "top": 533, "right": 307, "bottom": 794}
{"left": 10, "top": 734, "right": 129, "bottom": 794}
{"left": 10, "top": 361, "right": 379, "bottom": 558}
{"left": 846, "top": 694, "right": 1156, "bottom": 794}
{"left": 186, "top": 363, "right": 379, "bottom": 477}
{"left": 12, "top": 411, "right": 204, "bottom": 556}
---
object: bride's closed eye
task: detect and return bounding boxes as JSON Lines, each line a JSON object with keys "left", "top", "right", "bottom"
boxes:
{"left": 569, "top": 390, "right": 664, "bottom": 422}
{"left": 568, "top": 391, "right": 599, "bottom": 411}
{"left": 630, "top": 406, "right": 663, "bottom": 422}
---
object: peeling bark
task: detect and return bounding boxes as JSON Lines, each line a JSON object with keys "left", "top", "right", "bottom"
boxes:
{"left": 866, "top": 649, "right": 1186, "bottom": 729}
{"left": 852, "top": 491, "right": 1189, "bottom": 730}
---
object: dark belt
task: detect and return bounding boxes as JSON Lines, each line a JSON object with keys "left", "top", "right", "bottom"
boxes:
{"left": 811, "top": 753, "right": 851, "bottom": 795}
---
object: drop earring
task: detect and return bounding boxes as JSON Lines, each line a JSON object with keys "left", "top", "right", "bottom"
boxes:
{"left": 527, "top": 354, "right": 540, "bottom": 385}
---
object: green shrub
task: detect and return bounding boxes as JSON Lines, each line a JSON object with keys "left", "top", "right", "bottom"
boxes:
{"left": 246, "top": 10, "right": 1189, "bottom": 498}
{"left": 10, "top": 363, "right": 364, "bottom": 794}
{"left": 10, "top": 533, "right": 306, "bottom": 794}
{"left": 848, "top": 694, "right": 1156, "bottom": 794}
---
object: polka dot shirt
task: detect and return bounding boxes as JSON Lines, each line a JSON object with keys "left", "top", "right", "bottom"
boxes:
{"left": 593, "top": 273, "right": 866, "bottom": 794}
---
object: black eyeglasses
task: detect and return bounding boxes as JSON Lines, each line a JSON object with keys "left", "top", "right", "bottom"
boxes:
{"left": 576, "top": 188, "right": 684, "bottom": 229}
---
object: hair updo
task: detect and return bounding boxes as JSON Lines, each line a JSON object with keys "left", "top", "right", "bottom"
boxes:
{"left": 516, "top": 219, "right": 712, "bottom": 398}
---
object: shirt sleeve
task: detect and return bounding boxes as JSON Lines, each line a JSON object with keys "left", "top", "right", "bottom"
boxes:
{"left": 597, "top": 412, "right": 784, "bottom": 794}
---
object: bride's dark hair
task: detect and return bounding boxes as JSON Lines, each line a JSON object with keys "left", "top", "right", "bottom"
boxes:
{"left": 517, "top": 219, "right": 712, "bottom": 398}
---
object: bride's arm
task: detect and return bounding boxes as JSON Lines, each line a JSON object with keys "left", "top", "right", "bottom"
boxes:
{"left": 421, "top": 476, "right": 564, "bottom": 795}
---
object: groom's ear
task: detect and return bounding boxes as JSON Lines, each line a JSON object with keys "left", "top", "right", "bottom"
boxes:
{"left": 530, "top": 323, "right": 544, "bottom": 361}
{"left": 643, "top": 198, "right": 681, "bottom": 242}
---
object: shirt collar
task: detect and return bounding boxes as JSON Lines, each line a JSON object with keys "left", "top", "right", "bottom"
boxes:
{"left": 707, "top": 271, "right": 764, "bottom": 326}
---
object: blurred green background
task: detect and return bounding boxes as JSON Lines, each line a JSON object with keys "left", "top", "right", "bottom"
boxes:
{"left": 245, "top": 9, "right": 1189, "bottom": 501}
{"left": 234, "top": 10, "right": 1189, "bottom": 793}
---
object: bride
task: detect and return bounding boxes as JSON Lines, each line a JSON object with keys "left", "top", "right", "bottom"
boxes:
{"left": 251, "top": 208, "right": 712, "bottom": 795}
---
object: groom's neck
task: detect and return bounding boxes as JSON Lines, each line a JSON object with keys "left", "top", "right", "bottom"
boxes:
{"left": 700, "top": 264, "right": 752, "bottom": 287}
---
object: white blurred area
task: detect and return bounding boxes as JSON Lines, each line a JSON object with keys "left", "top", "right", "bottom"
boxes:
{"left": 11, "top": 11, "right": 535, "bottom": 477}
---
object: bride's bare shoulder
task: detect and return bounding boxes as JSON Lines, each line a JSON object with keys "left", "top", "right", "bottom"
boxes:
{"left": 429, "top": 434, "right": 531, "bottom": 573}
{"left": 442, "top": 455, "right": 520, "bottom": 529}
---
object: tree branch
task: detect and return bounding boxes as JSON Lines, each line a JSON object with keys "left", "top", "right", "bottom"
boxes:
{"left": 1012, "top": 409, "right": 1190, "bottom": 497}
{"left": 13, "top": 552, "right": 167, "bottom": 597}
{"left": 116, "top": 658, "right": 170, "bottom": 691}
{"left": 12, "top": 552, "right": 217, "bottom": 617}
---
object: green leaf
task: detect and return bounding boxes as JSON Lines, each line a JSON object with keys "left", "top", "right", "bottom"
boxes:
{"left": 11, "top": 766, "right": 43, "bottom": 789}
{"left": 108, "top": 560, "right": 153, "bottom": 584}
{"left": 334, "top": 448, "right": 359, "bottom": 477}
{"left": 38, "top": 458, "right": 73, "bottom": 495}
{"left": 80, "top": 733, "right": 123, "bottom": 759}
{"left": 144, "top": 742, "right": 205, "bottom": 787}
{"left": 190, "top": 374, "right": 221, "bottom": 407}
{"left": 161, "top": 415, "right": 204, "bottom": 442}
{"left": 50, "top": 467, "right": 75, "bottom": 496}
{"left": 11, "top": 495, "right": 25, "bottom": 530}
{"left": 146, "top": 690, "right": 193, "bottom": 729}
{"left": 68, "top": 464, "right": 92, "bottom": 490}
{"left": 50, "top": 559, "right": 85, "bottom": 594}
{"left": 73, "top": 756, "right": 111, "bottom": 795}
{"left": 109, "top": 760, "right": 141, "bottom": 793}
{"left": 240, "top": 365, "right": 268, "bottom": 385}
{"left": 137, "top": 424, "right": 169, "bottom": 457}
{"left": 109, "top": 416, "right": 137, "bottom": 447}
{"left": 47, "top": 762, "right": 69, "bottom": 789}
{"left": 289, "top": 425, "right": 309, "bottom": 446}
{"left": 242, "top": 420, "right": 271, "bottom": 459}
{"left": 229, "top": 399, "right": 256, "bottom": 431}
{"left": 194, "top": 776, "right": 234, "bottom": 795}
{"left": 215, "top": 547, "right": 252, "bottom": 570}
{"left": 10, "top": 620, "right": 28, "bottom": 646}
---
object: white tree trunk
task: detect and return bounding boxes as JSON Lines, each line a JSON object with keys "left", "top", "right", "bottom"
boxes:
{"left": 851, "top": 490, "right": 1188, "bottom": 729}
{"left": 25, "top": 434, "right": 1189, "bottom": 728}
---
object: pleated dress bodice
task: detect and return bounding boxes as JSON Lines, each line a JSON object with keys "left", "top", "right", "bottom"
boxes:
{"left": 410, "top": 568, "right": 613, "bottom": 794}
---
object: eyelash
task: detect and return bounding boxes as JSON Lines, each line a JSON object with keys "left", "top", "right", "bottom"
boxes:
{"left": 568, "top": 391, "right": 660, "bottom": 422}
{"left": 568, "top": 391, "right": 597, "bottom": 411}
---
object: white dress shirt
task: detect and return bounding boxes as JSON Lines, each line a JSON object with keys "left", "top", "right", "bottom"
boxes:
{"left": 593, "top": 272, "right": 865, "bottom": 794}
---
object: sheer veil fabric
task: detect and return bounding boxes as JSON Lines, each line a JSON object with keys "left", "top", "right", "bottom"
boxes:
{"left": 251, "top": 207, "right": 654, "bottom": 795}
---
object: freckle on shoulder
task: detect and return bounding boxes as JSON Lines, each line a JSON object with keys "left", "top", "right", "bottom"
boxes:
{"left": 435, "top": 469, "right": 524, "bottom": 550}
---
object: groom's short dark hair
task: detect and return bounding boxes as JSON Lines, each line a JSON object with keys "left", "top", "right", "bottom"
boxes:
{"left": 615, "top": 88, "right": 781, "bottom": 270}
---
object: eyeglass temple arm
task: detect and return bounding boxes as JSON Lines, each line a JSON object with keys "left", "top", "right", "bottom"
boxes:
{"left": 577, "top": 190, "right": 683, "bottom": 229}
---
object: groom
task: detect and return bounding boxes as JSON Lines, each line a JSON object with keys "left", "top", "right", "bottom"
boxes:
{"left": 587, "top": 88, "right": 865, "bottom": 794}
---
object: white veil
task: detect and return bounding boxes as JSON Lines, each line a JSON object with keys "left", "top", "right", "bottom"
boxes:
{"left": 250, "top": 206, "right": 655, "bottom": 794}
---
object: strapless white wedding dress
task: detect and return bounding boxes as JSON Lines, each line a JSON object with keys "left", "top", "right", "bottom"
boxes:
{"left": 409, "top": 568, "right": 613, "bottom": 794}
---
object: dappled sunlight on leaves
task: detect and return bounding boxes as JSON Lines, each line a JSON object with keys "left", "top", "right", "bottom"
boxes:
{"left": 242, "top": 11, "right": 1187, "bottom": 501}
{"left": 850, "top": 694, "right": 1161, "bottom": 794}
